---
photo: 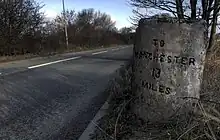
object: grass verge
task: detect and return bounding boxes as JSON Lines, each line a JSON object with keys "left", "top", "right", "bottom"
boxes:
{"left": 0, "top": 44, "right": 119, "bottom": 63}
{"left": 90, "top": 61, "right": 144, "bottom": 140}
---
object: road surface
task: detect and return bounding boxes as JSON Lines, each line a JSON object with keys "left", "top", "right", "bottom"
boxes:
{"left": 0, "top": 46, "right": 133, "bottom": 140}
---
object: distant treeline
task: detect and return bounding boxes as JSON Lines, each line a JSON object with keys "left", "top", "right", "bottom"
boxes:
{"left": 0, "top": 0, "right": 134, "bottom": 56}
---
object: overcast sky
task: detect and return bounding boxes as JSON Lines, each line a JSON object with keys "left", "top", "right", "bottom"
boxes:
{"left": 38, "top": 0, "right": 133, "bottom": 29}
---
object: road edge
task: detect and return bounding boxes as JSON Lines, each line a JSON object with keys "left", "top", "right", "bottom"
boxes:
{"left": 78, "top": 62, "right": 130, "bottom": 140}
{"left": 78, "top": 96, "right": 111, "bottom": 140}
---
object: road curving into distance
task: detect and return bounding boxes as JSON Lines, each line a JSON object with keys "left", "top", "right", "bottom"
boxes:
{"left": 0, "top": 46, "right": 133, "bottom": 140}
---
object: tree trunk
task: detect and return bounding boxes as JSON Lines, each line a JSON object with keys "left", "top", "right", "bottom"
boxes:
{"left": 208, "top": 18, "right": 217, "bottom": 51}
{"left": 207, "top": 0, "right": 219, "bottom": 51}
{"left": 176, "top": 0, "right": 184, "bottom": 19}
{"left": 206, "top": 0, "right": 215, "bottom": 25}
{"left": 190, "top": 0, "right": 197, "bottom": 19}
{"left": 202, "top": 0, "right": 208, "bottom": 20}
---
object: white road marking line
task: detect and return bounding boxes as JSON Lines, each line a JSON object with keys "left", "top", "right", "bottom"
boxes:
{"left": 92, "top": 50, "right": 107, "bottom": 55}
{"left": 28, "top": 56, "right": 81, "bottom": 69}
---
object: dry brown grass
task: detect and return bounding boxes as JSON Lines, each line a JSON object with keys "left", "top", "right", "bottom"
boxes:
{"left": 91, "top": 62, "right": 144, "bottom": 140}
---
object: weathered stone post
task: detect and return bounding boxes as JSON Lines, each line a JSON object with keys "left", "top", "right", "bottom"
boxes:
{"left": 132, "top": 18, "right": 207, "bottom": 122}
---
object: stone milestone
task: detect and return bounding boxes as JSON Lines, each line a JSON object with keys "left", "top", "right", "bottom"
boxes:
{"left": 132, "top": 18, "right": 207, "bottom": 122}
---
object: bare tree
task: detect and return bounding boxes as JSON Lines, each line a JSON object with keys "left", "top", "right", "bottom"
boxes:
{"left": 0, "top": 1, "right": 133, "bottom": 56}
{"left": 119, "top": 27, "right": 133, "bottom": 34}
{"left": 129, "top": 0, "right": 220, "bottom": 50}
{"left": 0, "top": 0, "right": 44, "bottom": 55}
{"left": 53, "top": 8, "right": 123, "bottom": 47}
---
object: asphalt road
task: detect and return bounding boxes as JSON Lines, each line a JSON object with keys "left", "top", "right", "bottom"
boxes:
{"left": 0, "top": 46, "right": 133, "bottom": 140}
